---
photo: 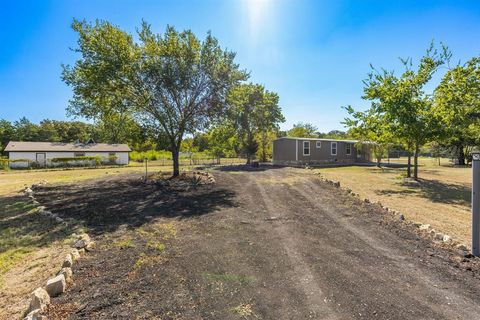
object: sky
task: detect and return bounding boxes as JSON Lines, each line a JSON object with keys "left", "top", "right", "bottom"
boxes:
{"left": 1, "top": 0, "right": 480, "bottom": 132}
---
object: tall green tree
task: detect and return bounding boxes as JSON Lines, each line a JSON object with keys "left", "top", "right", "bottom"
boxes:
{"left": 433, "top": 56, "right": 480, "bottom": 165}
{"left": 63, "top": 20, "right": 247, "bottom": 176}
{"left": 344, "top": 104, "right": 393, "bottom": 166}
{"left": 361, "top": 43, "right": 449, "bottom": 179}
{"left": 226, "top": 83, "right": 285, "bottom": 163}
{"left": 287, "top": 122, "right": 318, "bottom": 138}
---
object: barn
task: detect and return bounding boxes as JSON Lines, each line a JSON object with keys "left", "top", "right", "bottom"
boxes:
{"left": 4, "top": 141, "right": 131, "bottom": 168}
{"left": 272, "top": 137, "right": 372, "bottom": 166}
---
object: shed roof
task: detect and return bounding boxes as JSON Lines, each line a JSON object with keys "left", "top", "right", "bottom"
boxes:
{"left": 274, "top": 137, "right": 359, "bottom": 144}
{"left": 4, "top": 141, "right": 131, "bottom": 152}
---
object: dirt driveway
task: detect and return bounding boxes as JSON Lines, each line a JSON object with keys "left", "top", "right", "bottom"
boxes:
{"left": 34, "top": 166, "right": 480, "bottom": 319}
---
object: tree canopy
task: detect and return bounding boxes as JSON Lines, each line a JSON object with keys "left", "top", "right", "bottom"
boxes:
{"left": 63, "top": 19, "right": 247, "bottom": 175}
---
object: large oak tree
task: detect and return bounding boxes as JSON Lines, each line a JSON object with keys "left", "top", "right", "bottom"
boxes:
{"left": 63, "top": 20, "right": 247, "bottom": 176}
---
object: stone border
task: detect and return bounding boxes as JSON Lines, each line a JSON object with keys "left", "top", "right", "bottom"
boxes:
{"left": 20, "top": 182, "right": 95, "bottom": 320}
{"left": 314, "top": 172, "right": 471, "bottom": 254}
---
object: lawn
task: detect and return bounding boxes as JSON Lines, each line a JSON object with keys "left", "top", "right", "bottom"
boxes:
{"left": 314, "top": 157, "right": 472, "bottom": 246}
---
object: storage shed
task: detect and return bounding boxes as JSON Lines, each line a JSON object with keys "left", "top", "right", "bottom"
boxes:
{"left": 4, "top": 141, "right": 131, "bottom": 168}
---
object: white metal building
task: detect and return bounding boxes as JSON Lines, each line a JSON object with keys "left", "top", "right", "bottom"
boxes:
{"left": 4, "top": 141, "right": 131, "bottom": 168}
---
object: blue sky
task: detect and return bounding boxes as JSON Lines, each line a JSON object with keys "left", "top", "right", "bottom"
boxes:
{"left": 1, "top": 0, "right": 479, "bottom": 132}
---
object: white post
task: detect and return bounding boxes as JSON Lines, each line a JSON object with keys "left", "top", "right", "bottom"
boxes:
{"left": 472, "top": 152, "right": 480, "bottom": 256}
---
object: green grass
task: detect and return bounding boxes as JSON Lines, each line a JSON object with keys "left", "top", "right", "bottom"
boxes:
{"left": 314, "top": 157, "right": 472, "bottom": 245}
{"left": 0, "top": 196, "right": 76, "bottom": 288}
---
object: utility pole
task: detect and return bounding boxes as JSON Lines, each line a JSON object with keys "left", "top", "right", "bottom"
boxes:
{"left": 472, "top": 151, "right": 480, "bottom": 256}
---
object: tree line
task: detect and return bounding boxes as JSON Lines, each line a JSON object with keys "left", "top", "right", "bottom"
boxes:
{"left": 344, "top": 42, "right": 480, "bottom": 180}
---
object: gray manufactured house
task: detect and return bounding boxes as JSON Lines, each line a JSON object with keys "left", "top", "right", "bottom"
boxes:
{"left": 272, "top": 137, "right": 372, "bottom": 166}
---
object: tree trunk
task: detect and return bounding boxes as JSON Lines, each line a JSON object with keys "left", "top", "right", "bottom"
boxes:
{"left": 413, "top": 144, "right": 420, "bottom": 180}
{"left": 246, "top": 154, "right": 251, "bottom": 165}
{"left": 172, "top": 148, "right": 180, "bottom": 177}
{"left": 457, "top": 143, "right": 465, "bottom": 166}
{"left": 407, "top": 151, "right": 412, "bottom": 178}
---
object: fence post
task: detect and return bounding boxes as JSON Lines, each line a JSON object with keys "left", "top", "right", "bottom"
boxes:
{"left": 472, "top": 151, "right": 480, "bottom": 256}
{"left": 145, "top": 158, "right": 148, "bottom": 182}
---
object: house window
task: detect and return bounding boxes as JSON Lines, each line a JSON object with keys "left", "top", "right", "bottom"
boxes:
{"left": 346, "top": 144, "right": 351, "bottom": 156}
{"left": 74, "top": 152, "right": 85, "bottom": 157}
{"left": 331, "top": 142, "right": 337, "bottom": 155}
{"left": 316, "top": 141, "right": 321, "bottom": 148}
{"left": 303, "top": 141, "right": 310, "bottom": 156}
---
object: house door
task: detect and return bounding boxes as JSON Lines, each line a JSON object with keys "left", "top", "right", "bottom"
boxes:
{"left": 36, "top": 153, "right": 46, "bottom": 167}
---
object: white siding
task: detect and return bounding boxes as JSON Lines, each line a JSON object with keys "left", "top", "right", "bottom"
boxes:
{"left": 8, "top": 151, "right": 129, "bottom": 168}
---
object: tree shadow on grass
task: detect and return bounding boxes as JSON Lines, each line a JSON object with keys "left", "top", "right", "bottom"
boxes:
{"left": 375, "top": 178, "right": 470, "bottom": 206}
{"left": 33, "top": 174, "right": 237, "bottom": 235}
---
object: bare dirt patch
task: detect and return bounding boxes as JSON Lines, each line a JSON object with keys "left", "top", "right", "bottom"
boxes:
{"left": 29, "top": 166, "right": 480, "bottom": 319}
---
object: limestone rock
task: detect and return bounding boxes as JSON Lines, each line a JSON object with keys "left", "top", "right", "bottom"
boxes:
{"left": 28, "top": 287, "right": 50, "bottom": 313}
{"left": 78, "top": 233, "right": 91, "bottom": 243}
{"left": 419, "top": 224, "right": 431, "bottom": 231}
{"left": 85, "top": 241, "right": 96, "bottom": 252}
{"left": 434, "top": 233, "right": 444, "bottom": 241}
{"left": 73, "top": 239, "right": 88, "bottom": 249}
{"left": 70, "top": 249, "right": 80, "bottom": 260}
{"left": 62, "top": 254, "right": 73, "bottom": 268}
{"left": 24, "top": 308, "right": 44, "bottom": 320}
{"left": 46, "top": 274, "right": 66, "bottom": 297}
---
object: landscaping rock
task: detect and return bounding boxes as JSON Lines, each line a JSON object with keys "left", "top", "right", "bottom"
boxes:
{"left": 443, "top": 235, "right": 452, "bottom": 243}
{"left": 58, "top": 267, "right": 73, "bottom": 284}
{"left": 434, "top": 233, "right": 444, "bottom": 241}
{"left": 78, "top": 248, "right": 86, "bottom": 255}
{"left": 399, "top": 214, "right": 405, "bottom": 221}
{"left": 62, "top": 254, "right": 73, "bottom": 268}
{"left": 333, "top": 181, "right": 340, "bottom": 188}
{"left": 73, "top": 239, "right": 88, "bottom": 249}
{"left": 457, "top": 244, "right": 469, "bottom": 251}
{"left": 55, "top": 216, "right": 64, "bottom": 223}
{"left": 46, "top": 274, "right": 66, "bottom": 297}
{"left": 85, "top": 241, "right": 96, "bottom": 251}
{"left": 24, "top": 187, "right": 33, "bottom": 194}
{"left": 24, "top": 308, "right": 44, "bottom": 320}
{"left": 28, "top": 287, "right": 50, "bottom": 313}
{"left": 418, "top": 224, "right": 431, "bottom": 231}
{"left": 70, "top": 249, "right": 80, "bottom": 260}
{"left": 364, "top": 198, "right": 370, "bottom": 204}
{"left": 78, "top": 233, "right": 91, "bottom": 243}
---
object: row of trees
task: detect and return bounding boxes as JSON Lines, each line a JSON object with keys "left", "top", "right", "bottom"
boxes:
{"left": 344, "top": 42, "right": 480, "bottom": 180}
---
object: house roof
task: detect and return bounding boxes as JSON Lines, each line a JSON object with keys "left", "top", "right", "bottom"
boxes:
{"left": 274, "top": 137, "right": 360, "bottom": 143}
{"left": 4, "top": 141, "right": 132, "bottom": 152}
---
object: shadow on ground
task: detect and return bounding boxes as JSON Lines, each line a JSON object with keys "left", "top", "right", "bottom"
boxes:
{"left": 375, "top": 178, "right": 470, "bottom": 206}
{"left": 33, "top": 173, "right": 237, "bottom": 235}
{"left": 213, "top": 164, "right": 284, "bottom": 172}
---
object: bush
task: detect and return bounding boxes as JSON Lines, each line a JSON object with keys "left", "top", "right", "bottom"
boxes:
{"left": 50, "top": 156, "right": 101, "bottom": 167}
{"left": 0, "top": 158, "right": 8, "bottom": 170}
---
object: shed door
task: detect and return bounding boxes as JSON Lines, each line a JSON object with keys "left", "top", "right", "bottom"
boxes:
{"left": 36, "top": 153, "right": 46, "bottom": 167}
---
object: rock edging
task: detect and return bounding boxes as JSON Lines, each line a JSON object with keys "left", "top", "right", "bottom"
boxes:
{"left": 21, "top": 180, "right": 95, "bottom": 319}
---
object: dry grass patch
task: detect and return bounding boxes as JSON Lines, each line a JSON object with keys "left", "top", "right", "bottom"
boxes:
{"left": 314, "top": 158, "right": 472, "bottom": 245}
